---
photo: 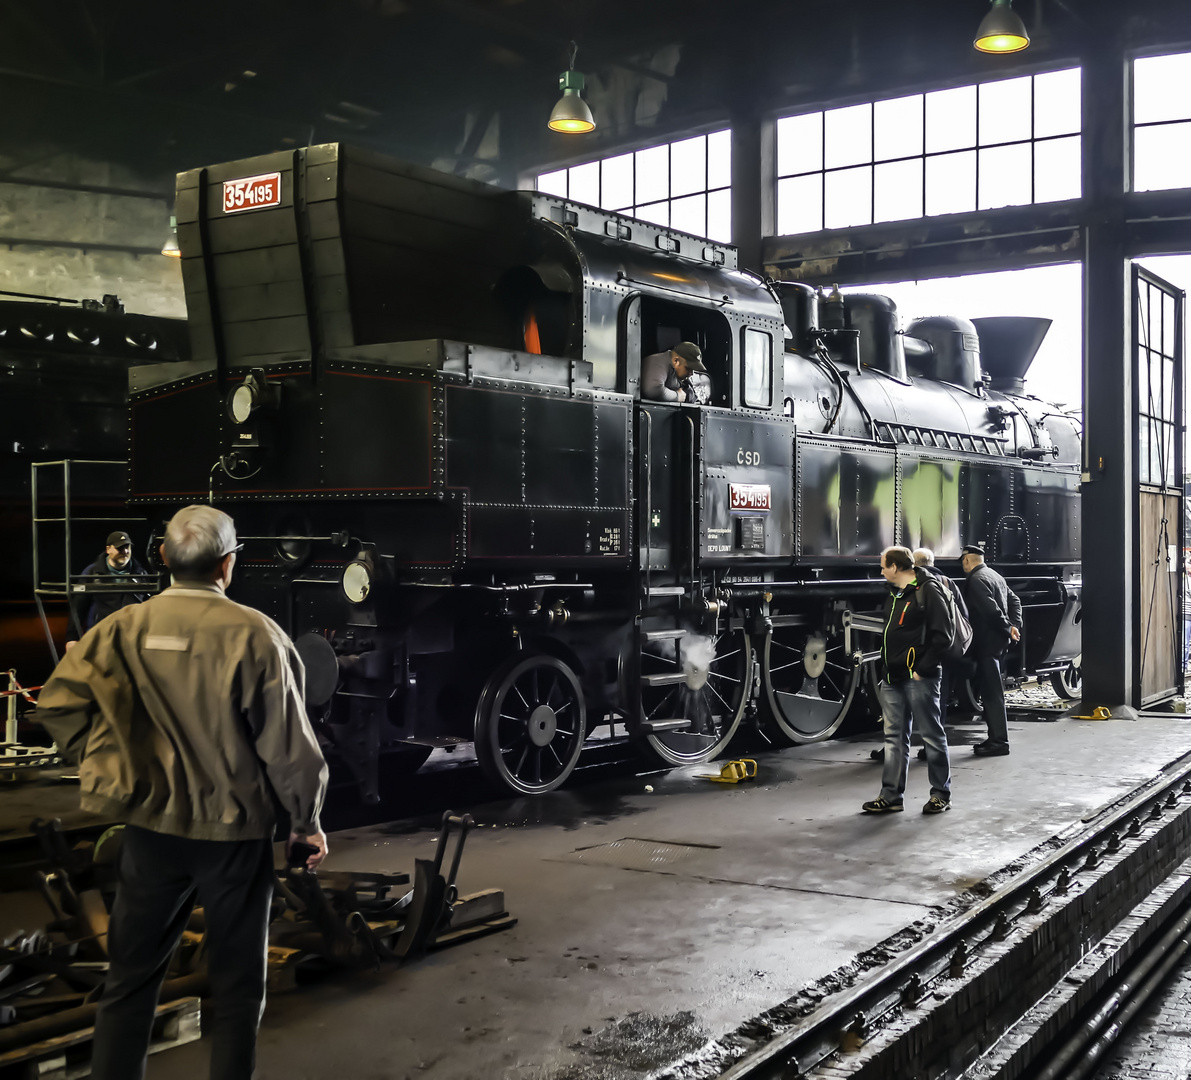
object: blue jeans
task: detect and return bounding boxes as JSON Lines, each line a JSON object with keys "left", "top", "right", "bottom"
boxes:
{"left": 878, "top": 674, "right": 951, "bottom": 803}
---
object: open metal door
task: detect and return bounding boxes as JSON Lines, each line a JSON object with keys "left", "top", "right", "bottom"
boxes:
{"left": 1133, "top": 267, "right": 1186, "bottom": 706}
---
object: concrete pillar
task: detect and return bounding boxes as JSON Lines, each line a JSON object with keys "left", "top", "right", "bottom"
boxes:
{"left": 1079, "top": 39, "right": 1136, "bottom": 712}
{"left": 730, "top": 116, "right": 764, "bottom": 275}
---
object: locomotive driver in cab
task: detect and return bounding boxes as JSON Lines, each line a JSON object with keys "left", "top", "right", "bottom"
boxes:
{"left": 641, "top": 341, "right": 708, "bottom": 403}
{"left": 863, "top": 545, "right": 954, "bottom": 816}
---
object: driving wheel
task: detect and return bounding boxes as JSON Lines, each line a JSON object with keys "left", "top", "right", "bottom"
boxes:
{"left": 1049, "top": 657, "right": 1082, "bottom": 700}
{"left": 633, "top": 625, "right": 752, "bottom": 766}
{"left": 474, "top": 653, "right": 587, "bottom": 795}
{"left": 762, "top": 624, "right": 859, "bottom": 744}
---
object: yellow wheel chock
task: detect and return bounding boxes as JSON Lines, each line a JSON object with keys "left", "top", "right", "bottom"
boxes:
{"left": 700, "top": 758, "right": 758, "bottom": 783}
{"left": 1072, "top": 706, "right": 1114, "bottom": 720}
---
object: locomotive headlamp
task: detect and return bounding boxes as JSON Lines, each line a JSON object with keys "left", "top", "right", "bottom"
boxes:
{"left": 974, "top": 0, "right": 1030, "bottom": 53}
{"left": 548, "top": 42, "right": 596, "bottom": 133}
{"left": 226, "top": 368, "right": 280, "bottom": 425}
{"left": 341, "top": 556, "right": 373, "bottom": 604}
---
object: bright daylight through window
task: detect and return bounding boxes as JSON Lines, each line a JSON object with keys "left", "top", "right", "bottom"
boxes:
{"left": 1134, "top": 51, "right": 1191, "bottom": 192}
{"left": 776, "top": 68, "right": 1082, "bottom": 235}
{"left": 537, "top": 129, "right": 731, "bottom": 243}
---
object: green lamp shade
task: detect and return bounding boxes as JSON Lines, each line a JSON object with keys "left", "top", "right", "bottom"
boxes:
{"left": 548, "top": 69, "right": 595, "bottom": 133}
{"left": 974, "top": 0, "right": 1030, "bottom": 53}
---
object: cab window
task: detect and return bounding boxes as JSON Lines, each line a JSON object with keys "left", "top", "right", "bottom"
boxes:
{"left": 742, "top": 328, "right": 772, "bottom": 408}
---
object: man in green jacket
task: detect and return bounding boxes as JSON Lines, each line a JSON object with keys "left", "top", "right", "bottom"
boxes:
{"left": 37, "top": 504, "right": 329, "bottom": 1080}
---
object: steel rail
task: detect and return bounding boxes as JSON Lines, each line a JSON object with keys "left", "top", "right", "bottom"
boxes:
{"left": 720, "top": 749, "right": 1191, "bottom": 1080}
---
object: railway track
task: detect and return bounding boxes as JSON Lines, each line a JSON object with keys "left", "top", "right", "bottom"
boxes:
{"left": 655, "top": 748, "right": 1191, "bottom": 1080}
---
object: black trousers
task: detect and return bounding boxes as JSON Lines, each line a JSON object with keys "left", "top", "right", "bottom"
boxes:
{"left": 91, "top": 826, "right": 275, "bottom": 1080}
{"left": 975, "top": 654, "right": 1009, "bottom": 746}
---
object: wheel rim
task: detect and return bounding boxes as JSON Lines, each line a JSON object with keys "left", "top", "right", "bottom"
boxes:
{"left": 1052, "top": 660, "right": 1083, "bottom": 699}
{"left": 475, "top": 654, "right": 586, "bottom": 795}
{"left": 638, "top": 627, "right": 752, "bottom": 765}
{"left": 763, "top": 626, "right": 859, "bottom": 743}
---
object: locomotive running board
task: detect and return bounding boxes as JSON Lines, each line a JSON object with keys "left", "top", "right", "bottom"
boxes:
{"left": 638, "top": 719, "right": 693, "bottom": 733}
{"left": 641, "top": 673, "right": 690, "bottom": 687}
{"left": 643, "top": 628, "right": 687, "bottom": 641}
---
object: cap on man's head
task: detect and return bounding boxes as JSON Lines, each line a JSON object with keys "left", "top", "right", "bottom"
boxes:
{"left": 673, "top": 342, "right": 708, "bottom": 373}
{"left": 961, "top": 543, "right": 986, "bottom": 556}
{"left": 106, "top": 530, "right": 132, "bottom": 548}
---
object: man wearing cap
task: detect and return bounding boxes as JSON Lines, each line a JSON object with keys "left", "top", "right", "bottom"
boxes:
{"left": 37, "top": 505, "right": 329, "bottom": 1080}
{"left": 961, "top": 543, "right": 1023, "bottom": 757}
{"left": 641, "top": 341, "right": 709, "bottom": 403}
{"left": 67, "top": 531, "right": 151, "bottom": 647}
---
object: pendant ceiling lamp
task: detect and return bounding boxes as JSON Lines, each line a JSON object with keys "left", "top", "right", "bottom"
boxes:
{"left": 548, "top": 41, "right": 595, "bottom": 134}
{"left": 974, "top": 0, "right": 1030, "bottom": 53}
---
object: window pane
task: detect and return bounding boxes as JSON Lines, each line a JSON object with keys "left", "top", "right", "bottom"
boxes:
{"left": 777, "top": 174, "right": 823, "bottom": 234}
{"left": 600, "top": 153, "right": 634, "bottom": 210}
{"left": 707, "top": 188, "right": 732, "bottom": 242}
{"left": 568, "top": 161, "right": 600, "bottom": 205}
{"left": 926, "top": 85, "right": 977, "bottom": 153}
{"left": 1135, "top": 122, "right": 1191, "bottom": 191}
{"left": 979, "top": 76, "right": 1032, "bottom": 145}
{"left": 538, "top": 168, "right": 567, "bottom": 197}
{"left": 707, "top": 129, "right": 732, "bottom": 189}
{"left": 874, "top": 158, "right": 924, "bottom": 222}
{"left": 743, "top": 328, "right": 772, "bottom": 407}
{"left": 874, "top": 94, "right": 924, "bottom": 161}
{"left": 670, "top": 193, "right": 706, "bottom": 236}
{"left": 1134, "top": 52, "right": 1191, "bottom": 125}
{"left": 824, "top": 103, "right": 872, "bottom": 169}
{"left": 1035, "top": 68, "right": 1081, "bottom": 137}
{"left": 670, "top": 135, "right": 707, "bottom": 197}
{"left": 979, "top": 143, "right": 1032, "bottom": 209}
{"left": 1034, "top": 136, "right": 1081, "bottom": 202}
{"left": 1139, "top": 414, "right": 1151, "bottom": 484}
{"left": 777, "top": 112, "right": 823, "bottom": 176}
{"left": 925, "top": 151, "right": 976, "bottom": 215}
{"left": 634, "top": 200, "right": 669, "bottom": 227}
{"left": 635, "top": 145, "right": 669, "bottom": 204}
{"left": 824, "top": 165, "right": 873, "bottom": 228}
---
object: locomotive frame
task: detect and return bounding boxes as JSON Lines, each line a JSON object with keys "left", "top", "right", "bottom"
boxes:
{"left": 124, "top": 144, "right": 1084, "bottom": 800}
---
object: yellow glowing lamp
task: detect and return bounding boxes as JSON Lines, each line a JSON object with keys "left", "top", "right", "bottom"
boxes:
{"left": 974, "top": 0, "right": 1030, "bottom": 53}
{"left": 548, "top": 68, "right": 595, "bottom": 133}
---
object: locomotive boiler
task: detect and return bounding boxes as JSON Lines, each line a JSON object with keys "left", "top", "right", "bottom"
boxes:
{"left": 124, "top": 144, "right": 1082, "bottom": 800}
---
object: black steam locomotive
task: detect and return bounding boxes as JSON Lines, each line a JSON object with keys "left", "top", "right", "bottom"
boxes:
{"left": 124, "top": 144, "right": 1082, "bottom": 800}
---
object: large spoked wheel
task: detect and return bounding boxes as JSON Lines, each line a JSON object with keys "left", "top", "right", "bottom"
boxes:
{"left": 474, "top": 653, "right": 587, "bottom": 795}
{"left": 762, "top": 626, "right": 860, "bottom": 744}
{"left": 1049, "top": 657, "right": 1082, "bottom": 700}
{"left": 635, "top": 626, "right": 753, "bottom": 766}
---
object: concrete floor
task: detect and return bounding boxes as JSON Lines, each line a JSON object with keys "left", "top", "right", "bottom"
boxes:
{"left": 7, "top": 713, "right": 1191, "bottom": 1079}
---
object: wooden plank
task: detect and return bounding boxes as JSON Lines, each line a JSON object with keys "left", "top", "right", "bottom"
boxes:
{"left": 214, "top": 280, "right": 309, "bottom": 324}
{"left": 1139, "top": 489, "right": 1181, "bottom": 703}
{"left": 222, "top": 315, "right": 311, "bottom": 357}
{"left": 205, "top": 212, "right": 299, "bottom": 255}
{"left": 209, "top": 247, "right": 306, "bottom": 289}
{"left": 341, "top": 202, "right": 513, "bottom": 262}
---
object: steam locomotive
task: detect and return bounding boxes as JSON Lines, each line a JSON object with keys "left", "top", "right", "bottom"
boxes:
{"left": 124, "top": 144, "right": 1082, "bottom": 801}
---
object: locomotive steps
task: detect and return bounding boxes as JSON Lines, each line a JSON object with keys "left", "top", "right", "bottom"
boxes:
{"left": 658, "top": 750, "right": 1191, "bottom": 1080}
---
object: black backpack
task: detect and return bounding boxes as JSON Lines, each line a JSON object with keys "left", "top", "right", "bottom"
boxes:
{"left": 914, "top": 574, "right": 973, "bottom": 661}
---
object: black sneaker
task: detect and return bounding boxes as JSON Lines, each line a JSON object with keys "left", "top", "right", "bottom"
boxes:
{"left": 973, "top": 742, "right": 1010, "bottom": 757}
{"left": 862, "top": 796, "right": 904, "bottom": 814}
{"left": 923, "top": 795, "right": 951, "bottom": 814}
{"left": 917, "top": 747, "right": 927, "bottom": 761}
{"left": 869, "top": 748, "right": 885, "bottom": 761}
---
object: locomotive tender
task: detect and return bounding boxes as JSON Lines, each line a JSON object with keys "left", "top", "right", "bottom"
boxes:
{"left": 126, "top": 143, "right": 1082, "bottom": 800}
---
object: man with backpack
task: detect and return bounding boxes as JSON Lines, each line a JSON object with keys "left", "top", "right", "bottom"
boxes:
{"left": 862, "top": 545, "right": 956, "bottom": 816}
{"left": 914, "top": 547, "right": 972, "bottom": 728}
{"left": 961, "top": 543, "right": 1023, "bottom": 757}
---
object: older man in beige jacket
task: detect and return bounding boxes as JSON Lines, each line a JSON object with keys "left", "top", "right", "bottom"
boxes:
{"left": 38, "top": 504, "right": 328, "bottom": 1080}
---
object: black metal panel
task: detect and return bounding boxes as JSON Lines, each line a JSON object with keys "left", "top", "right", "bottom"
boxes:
{"left": 445, "top": 385, "right": 524, "bottom": 504}
{"left": 594, "top": 399, "right": 630, "bottom": 509}
{"left": 797, "top": 439, "right": 897, "bottom": 558}
{"left": 638, "top": 403, "right": 682, "bottom": 571}
{"left": 525, "top": 396, "right": 596, "bottom": 506}
{"left": 965, "top": 462, "right": 1015, "bottom": 554}
{"left": 898, "top": 452, "right": 962, "bottom": 558}
{"left": 129, "top": 377, "right": 221, "bottom": 499}
{"left": 1019, "top": 467, "right": 1081, "bottom": 563}
{"left": 700, "top": 411, "right": 794, "bottom": 562}
{"left": 467, "top": 507, "right": 627, "bottom": 562}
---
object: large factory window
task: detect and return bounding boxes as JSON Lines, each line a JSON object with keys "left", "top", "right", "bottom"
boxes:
{"left": 775, "top": 68, "right": 1081, "bottom": 235}
{"left": 742, "top": 328, "right": 772, "bottom": 408}
{"left": 1134, "top": 52, "right": 1191, "bottom": 192}
{"left": 537, "top": 130, "right": 732, "bottom": 242}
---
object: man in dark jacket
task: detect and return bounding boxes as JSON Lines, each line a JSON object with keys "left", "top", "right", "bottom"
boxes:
{"left": 961, "top": 543, "right": 1023, "bottom": 756}
{"left": 66, "top": 530, "right": 151, "bottom": 646}
{"left": 863, "top": 545, "right": 955, "bottom": 815}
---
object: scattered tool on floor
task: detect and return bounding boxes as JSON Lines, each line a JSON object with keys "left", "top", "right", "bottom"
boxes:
{"left": 699, "top": 758, "right": 758, "bottom": 784}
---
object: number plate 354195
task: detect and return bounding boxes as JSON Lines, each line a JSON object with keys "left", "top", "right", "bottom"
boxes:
{"left": 222, "top": 172, "right": 281, "bottom": 213}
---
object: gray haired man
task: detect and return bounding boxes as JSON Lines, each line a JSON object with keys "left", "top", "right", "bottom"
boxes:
{"left": 38, "top": 505, "right": 329, "bottom": 1080}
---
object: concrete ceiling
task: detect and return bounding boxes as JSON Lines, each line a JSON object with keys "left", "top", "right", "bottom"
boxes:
{"left": 1, "top": 0, "right": 1189, "bottom": 190}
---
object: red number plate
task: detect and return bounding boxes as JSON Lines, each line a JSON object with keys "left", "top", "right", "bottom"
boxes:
{"left": 730, "top": 483, "right": 771, "bottom": 512}
{"left": 222, "top": 172, "right": 281, "bottom": 213}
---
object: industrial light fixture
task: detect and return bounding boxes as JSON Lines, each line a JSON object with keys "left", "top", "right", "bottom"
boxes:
{"left": 548, "top": 41, "right": 595, "bottom": 134}
{"left": 161, "top": 214, "right": 181, "bottom": 258}
{"left": 974, "top": 0, "right": 1030, "bottom": 53}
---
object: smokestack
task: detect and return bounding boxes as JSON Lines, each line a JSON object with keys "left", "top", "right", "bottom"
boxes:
{"left": 971, "top": 316, "right": 1052, "bottom": 393}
